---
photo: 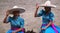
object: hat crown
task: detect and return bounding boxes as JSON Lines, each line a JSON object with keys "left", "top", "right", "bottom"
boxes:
{"left": 13, "top": 6, "right": 19, "bottom": 8}
{"left": 12, "top": 6, "right": 25, "bottom": 9}
{"left": 45, "top": 1, "right": 51, "bottom": 6}
{"left": 9, "top": 6, "right": 25, "bottom": 14}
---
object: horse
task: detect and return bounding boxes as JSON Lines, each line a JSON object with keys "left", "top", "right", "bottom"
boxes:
{"left": 24, "top": 29, "right": 36, "bottom": 33}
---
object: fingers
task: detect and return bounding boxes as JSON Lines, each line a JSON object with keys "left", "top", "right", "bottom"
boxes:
{"left": 6, "top": 10, "right": 10, "bottom": 16}
{"left": 36, "top": 3, "right": 39, "bottom": 8}
{"left": 36, "top": 3, "right": 38, "bottom": 6}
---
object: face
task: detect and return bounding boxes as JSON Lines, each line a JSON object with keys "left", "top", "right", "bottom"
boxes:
{"left": 44, "top": 7, "right": 51, "bottom": 12}
{"left": 13, "top": 11, "right": 20, "bottom": 16}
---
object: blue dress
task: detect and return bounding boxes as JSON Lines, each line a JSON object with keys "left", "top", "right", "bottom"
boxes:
{"left": 37, "top": 9, "right": 60, "bottom": 33}
{"left": 6, "top": 16, "right": 24, "bottom": 33}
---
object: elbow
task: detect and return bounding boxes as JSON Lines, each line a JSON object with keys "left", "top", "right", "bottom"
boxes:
{"left": 3, "top": 20, "right": 8, "bottom": 23}
{"left": 3, "top": 22, "right": 8, "bottom": 23}
{"left": 3, "top": 21, "right": 6, "bottom": 23}
{"left": 34, "top": 15, "right": 38, "bottom": 17}
{"left": 3, "top": 20, "right": 5, "bottom": 23}
{"left": 34, "top": 16, "right": 37, "bottom": 17}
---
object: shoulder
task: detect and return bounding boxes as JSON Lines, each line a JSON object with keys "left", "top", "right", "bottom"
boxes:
{"left": 8, "top": 16, "right": 12, "bottom": 19}
{"left": 19, "top": 17, "right": 24, "bottom": 21}
{"left": 40, "top": 9, "right": 45, "bottom": 12}
{"left": 50, "top": 12, "right": 54, "bottom": 17}
{"left": 38, "top": 9, "right": 45, "bottom": 14}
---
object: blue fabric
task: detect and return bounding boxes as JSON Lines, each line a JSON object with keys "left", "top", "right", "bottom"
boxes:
{"left": 6, "top": 29, "right": 24, "bottom": 33}
{"left": 6, "top": 16, "right": 24, "bottom": 33}
{"left": 37, "top": 9, "right": 54, "bottom": 24}
{"left": 38, "top": 9, "right": 60, "bottom": 33}
{"left": 41, "top": 26, "right": 60, "bottom": 33}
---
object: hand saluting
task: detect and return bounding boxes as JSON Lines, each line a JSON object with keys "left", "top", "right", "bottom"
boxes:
{"left": 36, "top": 3, "right": 40, "bottom": 9}
{"left": 6, "top": 10, "right": 10, "bottom": 16}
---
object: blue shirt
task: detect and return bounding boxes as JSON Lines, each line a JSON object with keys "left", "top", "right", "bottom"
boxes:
{"left": 7, "top": 16, "right": 24, "bottom": 28}
{"left": 37, "top": 9, "right": 54, "bottom": 24}
{"left": 37, "top": 9, "right": 55, "bottom": 28}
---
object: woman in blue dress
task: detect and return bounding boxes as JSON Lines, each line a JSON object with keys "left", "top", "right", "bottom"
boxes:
{"left": 3, "top": 6, "right": 25, "bottom": 33}
{"left": 34, "top": 1, "right": 60, "bottom": 33}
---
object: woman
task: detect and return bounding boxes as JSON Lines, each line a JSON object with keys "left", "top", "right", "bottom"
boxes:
{"left": 3, "top": 6, "right": 25, "bottom": 33}
{"left": 34, "top": 1, "right": 60, "bottom": 33}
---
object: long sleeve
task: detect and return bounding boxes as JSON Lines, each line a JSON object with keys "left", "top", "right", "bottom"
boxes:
{"left": 6, "top": 16, "right": 11, "bottom": 22}
{"left": 20, "top": 19, "right": 24, "bottom": 28}
{"left": 49, "top": 13, "right": 55, "bottom": 22}
{"left": 37, "top": 9, "right": 44, "bottom": 17}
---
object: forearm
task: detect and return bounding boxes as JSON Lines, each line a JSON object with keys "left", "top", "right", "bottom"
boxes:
{"left": 45, "top": 22, "right": 52, "bottom": 28}
{"left": 15, "top": 25, "right": 24, "bottom": 32}
{"left": 3, "top": 11, "right": 10, "bottom": 23}
{"left": 3, "top": 15, "right": 8, "bottom": 23}
{"left": 35, "top": 3, "right": 40, "bottom": 17}
{"left": 34, "top": 8, "right": 39, "bottom": 17}
{"left": 15, "top": 28, "right": 22, "bottom": 32}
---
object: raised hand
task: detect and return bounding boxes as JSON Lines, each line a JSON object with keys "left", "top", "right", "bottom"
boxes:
{"left": 36, "top": 3, "right": 39, "bottom": 9}
{"left": 6, "top": 10, "right": 10, "bottom": 16}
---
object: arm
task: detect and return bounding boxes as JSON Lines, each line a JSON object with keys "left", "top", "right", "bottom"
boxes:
{"left": 45, "top": 21, "right": 52, "bottom": 29}
{"left": 3, "top": 11, "right": 9, "bottom": 23}
{"left": 14, "top": 28, "right": 23, "bottom": 32}
{"left": 3, "top": 15, "right": 9, "bottom": 23}
{"left": 42, "top": 21, "right": 53, "bottom": 30}
{"left": 12, "top": 28, "right": 23, "bottom": 33}
{"left": 34, "top": 3, "right": 39, "bottom": 17}
{"left": 45, "top": 13, "right": 54, "bottom": 29}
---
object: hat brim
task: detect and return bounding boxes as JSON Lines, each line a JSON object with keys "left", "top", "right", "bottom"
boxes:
{"left": 40, "top": 4, "right": 56, "bottom": 8}
{"left": 8, "top": 8, "right": 25, "bottom": 14}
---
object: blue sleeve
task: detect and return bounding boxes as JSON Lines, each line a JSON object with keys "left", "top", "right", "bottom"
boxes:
{"left": 6, "top": 16, "right": 11, "bottom": 22}
{"left": 49, "top": 13, "right": 55, "bottom": 22}
{"left": 20, "top": 19, "right": 24, "bottom": 28}
{"left": 37, "top": 9, "right": 44, "bottom": 17}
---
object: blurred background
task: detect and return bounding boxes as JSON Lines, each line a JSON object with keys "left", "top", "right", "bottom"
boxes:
{"left": 0, "top": 0, "right": 60, "bottom": 33}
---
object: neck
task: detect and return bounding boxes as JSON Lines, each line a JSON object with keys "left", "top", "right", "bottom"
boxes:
{"left": 13, "top": 16, "right": 19, "bottom": 20}
{"left": 45, "top": 11, "right": 51, "bottom": 15}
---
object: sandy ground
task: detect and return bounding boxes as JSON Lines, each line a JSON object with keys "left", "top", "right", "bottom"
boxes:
{"left": 0, "top": 0, "right": 60, "bottom": 33}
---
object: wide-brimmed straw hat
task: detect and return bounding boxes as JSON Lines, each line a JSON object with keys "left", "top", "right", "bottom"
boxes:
{"left": 40, "top": 0, "right": 56, "bottom": 8}
{"left": 8, "top": 6, "right": 25, "bottom": 14}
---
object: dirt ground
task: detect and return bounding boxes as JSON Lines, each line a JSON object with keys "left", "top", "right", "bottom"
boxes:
{"left": 0, "top": 0, "right": 60, "bottom": 33}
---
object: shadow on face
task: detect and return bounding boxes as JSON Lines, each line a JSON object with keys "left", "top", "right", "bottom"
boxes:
{"left": 44, "top": 7, "right": 51, "bottom": 12}
{"left": 12, "top": 11, "right": 20, "bottom": 16}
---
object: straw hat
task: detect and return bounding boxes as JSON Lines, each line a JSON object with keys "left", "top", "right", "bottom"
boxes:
{"left": 8, "top": 6, "right": 25, "bottom": 14}
{"left": 40, "top": 0, "right": 56, "bottom": 8}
